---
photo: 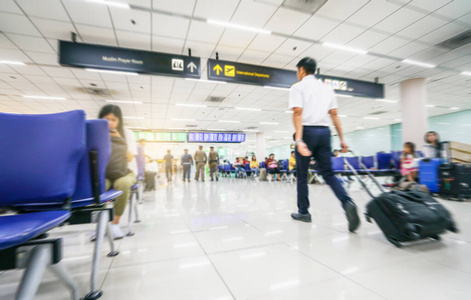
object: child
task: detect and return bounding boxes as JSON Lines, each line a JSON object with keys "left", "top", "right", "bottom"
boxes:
{"left": 401, "top": 142, "right": 418, "bottom": 182}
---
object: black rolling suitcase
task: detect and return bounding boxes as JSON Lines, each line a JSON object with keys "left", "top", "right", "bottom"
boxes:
{"left": 144, "top": 171, "right": 156, "bottom": 191}
{"left": 343, "top": 153, "right": 458, "bottom": 247}
{"left": 438, "top": 163, "right": 471, "bottom": 201}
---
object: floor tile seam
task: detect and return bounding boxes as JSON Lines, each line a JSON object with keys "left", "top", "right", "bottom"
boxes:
{"left": 99, "top": 237, "right": 124, "bottom": 289}
{"left": 205, "top": 242, "right": 284, "bottom": 257}
{"left": 421, "top": 257, "right": 471, "bottom": 276}
{"left": 278, "top": 240, "right": 392, "bottom": 300}
{"left": 190, "top": 226, "right": 237, "bottom": 300}
{"left": 102, "top": 252, "right": 210, "bottom": 270}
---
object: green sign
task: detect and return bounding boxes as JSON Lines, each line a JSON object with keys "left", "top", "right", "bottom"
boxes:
{"left": 218, "top": 148, "right": 226, "bottom": 156}
{"left": 133, "top": 131, "right": 187, "bottom": 142}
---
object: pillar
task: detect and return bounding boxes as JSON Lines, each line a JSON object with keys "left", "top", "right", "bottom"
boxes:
{"left": 400, "top": 78, "right": 428, "bottom": 149}
{"left": 256, "top": 132, "right": 266, "bottom": 161}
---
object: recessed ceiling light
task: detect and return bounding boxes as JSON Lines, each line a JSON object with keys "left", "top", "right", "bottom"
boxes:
{"left": 105, "top": 100, "right": 142, "bottom": 104}
{"left": 0, "top": 60, "right": 25, "bottom": 65}
{"left": 450, "top": 107, "right": 460, "bottom": 110}
{"left": 207, "top": 19, "right": 271, "bottom": 35}
{"left": 264, "top": 86, "right": 290, "bottom": 91}
{"left": 85, "top": 0, "right": 130, "bottom": 9}
{"left": 260, "top": 122, "right": 279, "bottom": 125}
{"left": 123, "top": 116, "right": 145, "bottom": 119}
{"left": 235, "top": 107, "right": 262, "bottom": 111}
{"left": 375, "top": 99, "right": 398, "bottom": 103}
{"left": 218, "top": 120, "right": 240, "bottom": 123}
{"left": 23, "top": 95, "right": 66, "bottom": 100}
{"left": 85, "top": 68, "right": 138, "bottom": 76}
{"left": 336, "top": 94, "right": 353, "bottom": 98}
{"left": 176, "top": 103, "right": 207, "bottom": 108}
{"left": 402, "top": 59, "right": 436, "bottom": 69}
{"left": 185, "top": 78, "right": 227, "bottom": 84}
{"left": 461, "top": 71, "right": 471, "bottom": 76}
{"left": 363, "top": 117, "right": 380, "bottom": 120}
{"left": 171, "top": 118, "right": 195, "bottom": 121}
{"left": 322, "top": 42, "right": 368, "bottom": 55}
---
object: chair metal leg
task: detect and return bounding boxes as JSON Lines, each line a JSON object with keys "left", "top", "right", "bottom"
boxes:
{"left": 105, "top": 222, "right": 119, "bottom": 257}
{"left": 84, "top": 210, "right": 107, "bottom": 300}
{"left": 16, "top": 245, "right": 50, "bottom": 300}
{"left": 127, "top": 192, "right": 135, "bottom": 236}
{"left": 138, "top": 182, "right": 144, "bottom": 204}
{"left": 48, "top": 263, "right": 79, "bottom": 300}
{"left": 134, "top": 193, "right": 141, "bottom": 223}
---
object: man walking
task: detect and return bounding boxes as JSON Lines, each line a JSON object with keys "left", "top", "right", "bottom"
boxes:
{"left": 194, "top": 145, "right": 207, "bottom": 182}
{"left": 181, "top": 149, "right": 193, "bottom": 182}
{"left": 208, "top": 146, "right": 220, "bottom": 181}
{"left": 289, "top": 57, "right": 360, "bottom": 232}
{"left": 163, "top": 149, "right": 174, "bottom": 182}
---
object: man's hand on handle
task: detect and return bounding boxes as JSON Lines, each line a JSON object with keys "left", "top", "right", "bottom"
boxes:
{"left": 340, "top": 140, "right": 349, "bottom": 153}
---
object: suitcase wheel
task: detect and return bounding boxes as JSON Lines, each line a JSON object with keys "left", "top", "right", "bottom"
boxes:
{"left": 429, "top": 234, "right": 441, "bottom": 241}
{"left": 364, "top": 213, "right": 372, "bottom": 223}
{"left": 387, "top": 237, "right": 402, "bottom": 248}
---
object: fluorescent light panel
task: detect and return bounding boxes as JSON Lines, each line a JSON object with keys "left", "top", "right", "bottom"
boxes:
{"left": 235, "top": 107, "right": 262, "bottom": 111}
{"left": 176, "top": 103, "right": 207, "bottom": 108}
{"left": 85, "top": 68, "right": 138, "bottom": 76}
{"left": 426, "top": 104, "right": 436, "bottom": 108}
{"left": 285, "top": 110, "right": 293, "bottom": 113}
{"left": 260, "top": 122, "right": 279, "bottom": 125}
{"left": 85, "top": 0, "right": 130, "bottom": 9}
{"left": 172, "top": 118, "right": 195, "bottom": 121}
{"left": 322, "top": 42, "right": 368, "bottom": 55}
{"left": 106, "top": 100, "right": 142, "bottom": 104}
{"left": 363, "top": 117, "right": 380, "bottom": 120}
{"left": 264, "top": 86, "right": 290, "bottom": 91}
{"left": 375, "top": 99, "right": 398, "bottom": 103}
{"left": 0, "top": 60, "right": 25, "bottom": 65}
{"left": 462, "top": 71, "right": 471, "bottom": 76}
{"left": 218, "top": 120, "right": 240, "bottom": 123}
{"left": 23, "top": 95, "right": 66, "bottom": 100}
{"left": 185, "top": 78, "right": 227, "bottom": 84}
{"left": 336, "top": 94, "right": 352, "bottom": 98}
{"left": 402, "top": 59, "right": 436, "bottom": 68}
{"left": 450, "top": 107, "right": 460, "bottom": 110}
{"left": 207, "top": 19, "right": 271, "bottom": 35}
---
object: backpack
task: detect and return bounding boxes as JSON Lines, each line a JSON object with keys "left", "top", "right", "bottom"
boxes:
{"left": 105, "top": 136, "right": 129, "bottom": 181}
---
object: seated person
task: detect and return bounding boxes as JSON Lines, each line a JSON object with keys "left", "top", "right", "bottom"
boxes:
{"left": 266, "top": 153, "right": 281, "bottom": 181}
{"left": 97, "top": 104, "right": 137, "bottom": 240}
{"left": 243, "top": 156, "right": 250, "bottom": 166}
{"left": 401, "top": 142, "right": 419, "bottom": 182}
{"left": 289, "top": 151, "right": 297, "bottom": 179}
{"left": 422, "top": 131, "right": 443, "bottom": 158}
{"left": 233, "top": 158, "right": 244, "bottom": 178}
{"left": 333, "top": 149, "right": 339, "bottom": 157}
{"left": 250, "top": 155, "right": 260, "bottom": 177}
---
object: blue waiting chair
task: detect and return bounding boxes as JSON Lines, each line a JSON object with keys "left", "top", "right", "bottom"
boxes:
{"left": 244, "top": 163, "right": 253, "bottom": 178}
{"left": 0, "top": 110, "right": 86, "bottom": 300}
{"left": 280, "top": 159, "right": 289, "bottom": 180}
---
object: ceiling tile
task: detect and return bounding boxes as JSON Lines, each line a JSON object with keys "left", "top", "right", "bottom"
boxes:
{"left": 62, "top": 0, "right": 113, "bottom": 28}
{"left": 152, "top": 36, "right": 184, "bottom": 54}
{"left": 0, "top": 49, "right": 34, "bottom": 63}
{"left": 230, "top": 0, "right": 277, "bottom": 28}
{"left": 273, "top": 38, "right": 312, "bottom": 57}
{"left": 397, "top": 15, "right": 448, "bottom": 40}
{"left": 347, "top": 30, "right": 389, "bottom": 50}
{"left": 246, "top": 34, "right": 286, "bottom": 52}
{"left": 294, "top": 15, "right": 340, "bottom": 41}
{"left": 373, "top": 7, "right": 426, "bottom": 34}
{"left": 0, "top": 12, "right": 41, "bottom": 36}
{"left": 0, "top": 0, "right": 22, "bottom": 14}
{"left": 432, "top": 0, "right": 471, "bottom": 19}
{"left": 187, "top": 20, "right": 224, "bottom": 44}
{"left": 388, "top": 41, "right": 430, "bottom": 59}
{"left": 152, "top": 14, "right": 189, "bottom": 39}
{"left": 6, "top": 34, "right": 55, "bottom": 53}
{"left": 152, "top": 0, "right": 196, "bottom": 15}
{"left": 75, "top": 25, "right": 117, "bottom": 46}
{"left": 347, "top": 0, "right": 400, "bottom": 27}
{"left": 406, "top": 0, "right": 454, "bottom": 13}
{"left": 116, "top": 31, "right": 151, "bottom": 50}
{"left": 368, "top": 36, "right": 411, "bottom": 55}
{"left": 16, "top": 0, "right": 70, "bottom": 21}
{"left": 193, "top": 0, "right": 240, "bottom": 22}
{"left": 109, "top": 7, "right": 151, "bottom": 33}
{"left": 30, "top": 18, "right": 76, "bottom": 40}
{"left": 238, "top": 50, "right": 271, "bottom": 65}
{"left": 263, "top": 7, "right": 310, "bottom": 35}
{"left": 218, "top": 29, "right": 257, "bottom": 48}
{"left": 316, "top": 0, "right": 369, "bottom": 20}
{"left": 321, "top": 23, "right": 366, "bottom": 44}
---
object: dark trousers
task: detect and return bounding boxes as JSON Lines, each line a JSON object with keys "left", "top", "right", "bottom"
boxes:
{"left": 165, "top": 164, "right": 172, "bottom": 180}
{"left": 182, "top": 164, "right": 191, "bottom": 180}
{"left": 295, "top": 126, "right": 351, "bottom": 214}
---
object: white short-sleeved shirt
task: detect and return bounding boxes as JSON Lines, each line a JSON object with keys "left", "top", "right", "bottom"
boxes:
{"left": 124, "top": 127, "right": 138, "bottom": 174}
{"left": 288, "top": 75, "right": 338, "bottom": 126}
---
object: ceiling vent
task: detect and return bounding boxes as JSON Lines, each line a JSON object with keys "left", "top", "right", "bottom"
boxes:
{"left": 436, "top": 29, "right": 471, "bottom": 50}
{"left": 279, "top": 0, "right": 328, "bottom": 13}
{"left": 78, "top": 87, "right": 112, "bottom": 97}
{"left": 369, "top": 110, "right": 388, "bottom": 115}
{"left": 205, "top": 96, "right": 225, "bottom": 103}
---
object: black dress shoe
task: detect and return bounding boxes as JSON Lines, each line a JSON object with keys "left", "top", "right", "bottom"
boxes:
{"left": 291, "top": 212, "right": 312, "bottom": 223}
{"left": 343, "top": 201, "right": 360, "bottom": 232}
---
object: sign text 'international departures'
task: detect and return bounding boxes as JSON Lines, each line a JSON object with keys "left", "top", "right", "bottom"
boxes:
{"left": 207, "top": 59, "right": 384, "bottom": 99}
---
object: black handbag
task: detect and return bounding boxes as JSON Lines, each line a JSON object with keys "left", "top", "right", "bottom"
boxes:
{"left": 105, "top": 136, "right": 129, "bottom": 181}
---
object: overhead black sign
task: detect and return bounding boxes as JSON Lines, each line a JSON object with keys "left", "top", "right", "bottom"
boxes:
{"left": 59, "top": 41, "right": 201, "bottom": 78}
{"left": 207, "top": 59, "right": 384, "bottom": 99}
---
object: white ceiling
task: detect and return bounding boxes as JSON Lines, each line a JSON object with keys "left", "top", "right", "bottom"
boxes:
{"left": 0, "top": 0, "right": 470, "bottom": 148}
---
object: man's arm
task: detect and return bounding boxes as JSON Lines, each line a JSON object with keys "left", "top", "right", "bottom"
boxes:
{"left": 292, "top": 107, "right": 312, "bottom": 157}
{"left": 329, "top": 108, "right": 348, "bottom": 153}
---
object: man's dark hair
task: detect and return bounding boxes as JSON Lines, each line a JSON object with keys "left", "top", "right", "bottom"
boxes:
{"left": 291, "top": 151, "right": 295, "bottom": 154}
{"left": 296, "top": 57, "right": 317, "bottom": 74}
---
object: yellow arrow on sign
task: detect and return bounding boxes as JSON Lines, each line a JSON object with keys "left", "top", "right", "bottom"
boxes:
{"left": 213, "top": 64, "right": 223, "bottom": 75}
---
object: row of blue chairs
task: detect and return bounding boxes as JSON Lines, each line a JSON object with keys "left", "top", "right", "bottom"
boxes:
{"left": 0, "top": 110, "right": 145, "bottom": 300}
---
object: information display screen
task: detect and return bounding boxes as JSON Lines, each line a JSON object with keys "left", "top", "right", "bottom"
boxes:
{"left": 188, "top": 132, "right": 245, "bottom": 143}
{"left": 133, "top": 131, "right": 187, "bottom": 142}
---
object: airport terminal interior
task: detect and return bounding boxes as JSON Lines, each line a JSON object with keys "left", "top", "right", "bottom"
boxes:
{"left": 1, "top": 0, "right": 471, "bottom": 299}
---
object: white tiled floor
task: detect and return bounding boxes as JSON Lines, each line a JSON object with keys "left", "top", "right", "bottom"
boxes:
{"left": 1, "top": 175, "right": 471, "bottom": 300}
